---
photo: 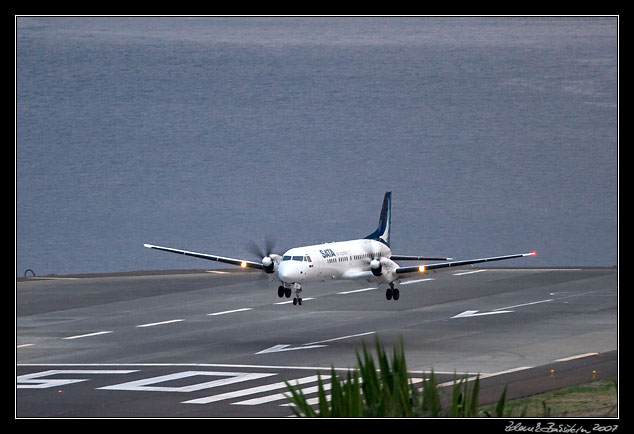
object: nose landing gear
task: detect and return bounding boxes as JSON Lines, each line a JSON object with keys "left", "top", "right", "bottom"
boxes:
{"left": 293, "top": 284, "right": 303, "bottom": 305}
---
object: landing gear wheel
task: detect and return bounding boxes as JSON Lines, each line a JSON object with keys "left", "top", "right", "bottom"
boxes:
{"left": 386, "top": 287, "right": 393, "bottom": 300}
{"left": 278, "top": 286, "right": 285, "bottom": 298}
{"left": 292, "top": 285, "right": 303, "bottom": 306}
{"left": 392, "top": 288, "right": 400, "bottom": 301}
{"left": 285, "top": 287, "right": 292, "bottom": 298}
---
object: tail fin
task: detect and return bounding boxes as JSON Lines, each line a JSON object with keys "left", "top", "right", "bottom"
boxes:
{"left": 364, "top": 191, "right": 391, "bottom": 247}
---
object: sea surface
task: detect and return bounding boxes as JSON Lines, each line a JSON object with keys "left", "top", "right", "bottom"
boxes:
{"left": 16, "top": 17, "right": 618, "bottom": 276}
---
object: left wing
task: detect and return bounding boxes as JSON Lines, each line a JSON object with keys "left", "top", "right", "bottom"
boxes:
{"left": 390, "top": 255, "right": 453, "bottom": 261}
{"left": 395, "top": 251, "right": 536, "bottom": 275}
{"left": 143, "top": 243, "right": 264, "bottom": 270}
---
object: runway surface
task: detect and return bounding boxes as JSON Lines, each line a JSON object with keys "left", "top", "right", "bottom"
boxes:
{"left": 16, "top": 267, "right": 617, "bottom": 417}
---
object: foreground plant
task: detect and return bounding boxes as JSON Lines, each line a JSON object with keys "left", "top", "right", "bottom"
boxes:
{"left": 284, "top": 337, "right": 502, "bottom": 417}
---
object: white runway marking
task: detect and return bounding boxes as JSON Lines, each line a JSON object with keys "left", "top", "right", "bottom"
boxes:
{"left": 207, "top": 308, "right": 253, "bottom": 316}
{"left": 280, "top": 377, "right": 424, "bottom": 407}
{"left": 451, "top": 310, "right": 513, "bottom": 319}
{"left": 18, "top": 369, "right": 138, "bottom": 389}
{"left": 183, "top": 375, "right": 326, "bottom": 405}
{"left": 452, "top": 269, "right": 487, "bottom": 276}
{"left": 555, "top": 353, "right": 599, "bottom": 362}
{"left": 234, "top": 382, "right": 332, "bottom": 406}
{"left": 274, "top": 298, "right": 315, "bottom": 305}
{"left": 304, "top": 331, "right": 376, "bottom": 346}
{"left": 480, "top": 366, "right": 533, "bottom": 378}
{"left": 492, "top": 299, "right": 554, "bottom": 311}
{"left": 337, "top": 287, "right": 376, "bottom": 295}
{"left": 62, "top": 331, "right": 113, "bottom": 340}
{"left": 401, "top": 278, "right": 435, "bottom": 285}
{"left": 99, "top": 371, "right": 276, "bottom": 393}
{"left": 136, "top": 319, "right": 185, "bottom": 328}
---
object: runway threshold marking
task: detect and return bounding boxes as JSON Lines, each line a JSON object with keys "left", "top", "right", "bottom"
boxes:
{"left": 233, "top": 381, "right": 334, "bottom": 406}
{"left": 183, "top": 374, "right": 327, "bottom": 405}
{"left": 62, "top": 331, "right": 113, "bottom": 340}
{"left": 279, "top": 377, "right": 425, "bottom": 408}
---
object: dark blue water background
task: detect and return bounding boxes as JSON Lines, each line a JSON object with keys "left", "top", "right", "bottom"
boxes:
{"left": 16, "top": 17, "right": 618, "bottom": 276}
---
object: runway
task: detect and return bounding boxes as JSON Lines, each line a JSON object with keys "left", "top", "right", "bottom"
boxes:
{"left": 16, "top": 267, "right": 617, "bottom": 417}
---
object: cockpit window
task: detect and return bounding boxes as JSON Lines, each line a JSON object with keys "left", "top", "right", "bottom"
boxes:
{"left": 283, "top": 256, "right": 291, "bottom": 261}
{"left": 292, "top": 256, "right": 304, "bottom": 262}
{"left": 306, "top": 255, "right": 312, "bottom": 262}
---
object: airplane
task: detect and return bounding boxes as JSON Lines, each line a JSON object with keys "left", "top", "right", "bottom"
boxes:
{"left": 144, "top": 192, "right": 535, "bottom": 306}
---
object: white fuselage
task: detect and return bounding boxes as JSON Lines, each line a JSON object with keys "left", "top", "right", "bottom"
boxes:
{"left": 277, "top": 238, "right": 395, "bottom": 285}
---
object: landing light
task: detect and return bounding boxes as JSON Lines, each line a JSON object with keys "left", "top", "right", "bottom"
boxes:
{"left": 531, "top": 251, "right": 537, "bottom": 256}
{"left": 418, "top": 265, "right": 425, "bottom": 272}
{"left": 240, "top": 261, "right": 247, "bottom": 268}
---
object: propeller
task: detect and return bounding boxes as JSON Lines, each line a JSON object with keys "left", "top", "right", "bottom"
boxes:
{"left": 361, "top": 241, "right": 383, "bottom": 277}
{"left": 248, "top": 236, "right": 278, "bottom": 274}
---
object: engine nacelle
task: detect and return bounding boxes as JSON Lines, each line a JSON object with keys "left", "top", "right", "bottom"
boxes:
{"left": 370, "top": 258, "right": 382, "bottom": 276}
{"left": 262, "top": 256, "right": 275, "bottom": 274}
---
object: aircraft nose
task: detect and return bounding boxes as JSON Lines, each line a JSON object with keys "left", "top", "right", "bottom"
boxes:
{"left": 278, "top": 262, "right": 295, "bottom": 282}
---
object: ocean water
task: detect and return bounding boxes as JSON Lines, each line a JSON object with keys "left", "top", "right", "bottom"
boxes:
{"left": 16, "top": 17, "right": 618, "bottom": 276}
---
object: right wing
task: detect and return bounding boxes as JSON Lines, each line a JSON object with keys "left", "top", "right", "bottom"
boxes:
{"left": 143, "top": 243, "right": 264, "bottom": 270}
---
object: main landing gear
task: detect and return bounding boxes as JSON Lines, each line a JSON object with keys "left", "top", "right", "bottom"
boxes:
{"left": 385, "top": 283, "right": 400, "bottom": 301}
{"left": 277, "top": 285, "right": 292, "bottom": 298}
{"left": 278, "top": 284, "right": 303, "bottom": 305}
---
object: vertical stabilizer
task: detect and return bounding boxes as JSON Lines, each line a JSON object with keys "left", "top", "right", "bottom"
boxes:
{"left": 364, "top": 192, "right": 391, "bottom": 247}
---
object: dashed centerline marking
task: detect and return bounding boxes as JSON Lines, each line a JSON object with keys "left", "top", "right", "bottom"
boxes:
{"left": 62, "top": 331, "right": 113, "bottom": 340}
{"left": 453, "top": 269, "right": 487, "bottom": 276}
{"left": 274, "top": 298, "right": 315, "bottom": 305}
{"left": 136, "top": 319, "right": 185, "bottom": 328}
{"left": 401, "top": 278, "right": 435, "bottom": 285}
{"left": 207, "top": 308, "right": 253, "bottom": 316}
{"left": 337, "top": 287, "right": 376, "bottom": 295}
